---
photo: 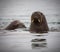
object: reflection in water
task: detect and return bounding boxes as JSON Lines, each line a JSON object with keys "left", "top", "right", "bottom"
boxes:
{"left": 31, "top": 38, "right": 47, "bottom": 49}
{"left": 31, "top": 42, "right": 47, "bottom": 49}
{"left": 31, "top": 39, "right": 46, "bottom": 42}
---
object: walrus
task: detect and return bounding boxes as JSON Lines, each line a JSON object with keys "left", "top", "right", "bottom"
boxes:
{"left": 30, "top": 11, "right": 49, "bottom": 33}
{"left": 5, "top": 20, "right": 26, "bottom": 30}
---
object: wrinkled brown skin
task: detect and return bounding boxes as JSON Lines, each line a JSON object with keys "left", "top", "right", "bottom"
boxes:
{"left": 5, "top": 20, "right": 26, "bottom": 30}
{"left": 30, "top": 11, "right": 49, "bottom": 33}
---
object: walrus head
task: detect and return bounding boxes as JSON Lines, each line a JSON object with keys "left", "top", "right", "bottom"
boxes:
{"left": 30, "top": 11, "right": 49, "bottom": 33}
{"left": 31, "top": 12, "right": 43, "bottom": 25}
{"left": 5, "top": 20, "right": 26, "bottom": 30}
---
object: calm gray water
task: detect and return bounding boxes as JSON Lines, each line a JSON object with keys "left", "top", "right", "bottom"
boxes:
{"left": 0, "top": 30, "right": 60, "bottom": 52}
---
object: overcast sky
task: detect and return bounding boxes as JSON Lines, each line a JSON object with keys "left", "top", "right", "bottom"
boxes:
{"left": 0, "top": 0, "right": 60, "bottom": 16}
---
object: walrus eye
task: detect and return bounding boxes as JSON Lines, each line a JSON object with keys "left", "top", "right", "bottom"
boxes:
{"left": 32, "top": 19, "right": 34, "bottom": 22}
{"left": 38, "top": 19, "right": 40, "bottom": 22}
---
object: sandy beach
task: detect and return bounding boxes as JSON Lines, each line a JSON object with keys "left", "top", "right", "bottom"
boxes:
{"left": 0, "top": 30, "right": 60, "bottom": 52}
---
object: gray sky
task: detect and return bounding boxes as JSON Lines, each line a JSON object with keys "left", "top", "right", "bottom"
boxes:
{"left": 0, "top": 0, "right": 60, "bottom": 16}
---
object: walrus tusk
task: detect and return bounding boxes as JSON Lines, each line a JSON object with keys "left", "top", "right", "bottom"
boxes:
{"left": 32, "top": 19, "right": 34, "bottom": 22}
{"left": 38, "top": 19, "right": 40, "bottom": 22}
{"left": 41, "top": 16, "right": 42, "bottom": 23}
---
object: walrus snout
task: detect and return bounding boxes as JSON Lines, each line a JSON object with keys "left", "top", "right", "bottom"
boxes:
{"left": 32, "top": 17, "right": 41, "bottom": 23}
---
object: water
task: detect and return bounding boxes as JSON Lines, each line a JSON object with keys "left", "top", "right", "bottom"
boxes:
{"left": 0, "top": 15, "right": 60, "bottom": 31}
{"left": 0, "top": 30, "right": 60, "bottom": 52}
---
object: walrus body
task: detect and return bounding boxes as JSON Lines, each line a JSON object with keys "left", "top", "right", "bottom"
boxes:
{"left": 5, "top": 20, "right": 26, "bottom": 30}
{"left": 30, "top": 11, "right": 49, "bottom": 33}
